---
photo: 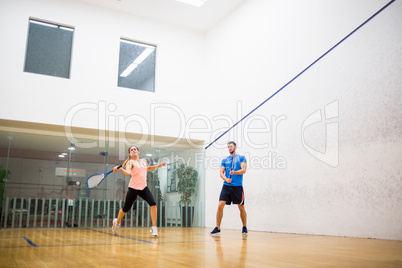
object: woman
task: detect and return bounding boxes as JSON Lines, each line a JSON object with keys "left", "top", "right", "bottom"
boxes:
{"left": 112, "top": 145, "right": 166, "bottom": 237}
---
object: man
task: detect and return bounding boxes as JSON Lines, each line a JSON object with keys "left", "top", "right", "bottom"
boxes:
{"left": 211, "top": 141, "right": 248, "bottom": 235}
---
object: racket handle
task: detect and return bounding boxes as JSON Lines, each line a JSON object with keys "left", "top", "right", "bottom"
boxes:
{"left": 117, "top": 165, "right": 122, "bottom": 169}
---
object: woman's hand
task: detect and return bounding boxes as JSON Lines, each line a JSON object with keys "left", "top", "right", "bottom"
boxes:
{"left": 113, "top": 166, "right": 121, "bottom": 173}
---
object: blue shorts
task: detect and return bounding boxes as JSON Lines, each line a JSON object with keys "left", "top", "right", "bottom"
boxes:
{"left": 219, "top": 185, "right": 245, "bottom": 205}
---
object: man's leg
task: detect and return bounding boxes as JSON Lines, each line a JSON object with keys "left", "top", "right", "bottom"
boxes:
{"left": 211, "top": 185, "right": 230, "bottom": 234}
{"left": 216, "top": 201, "right": 226, "bottom": 229}
{"left": 238, "top": 204, "right": 247, "bottom": 227}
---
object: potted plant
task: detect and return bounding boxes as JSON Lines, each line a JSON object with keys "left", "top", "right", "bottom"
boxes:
{"left": 173, "top": 163, "right": 198, "bottom": 227}
{"left": 0, "top": 166, "right": 11, "bottom": 216}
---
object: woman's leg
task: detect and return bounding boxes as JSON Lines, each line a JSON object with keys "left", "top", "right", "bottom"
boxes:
{"left": 119, "top": 188, "right": 139, "bottom": 224}
{"left": 139, "top": 187, "right": 157, "bottom": 226}
{"left": 150, "top": 205, "right": 157, "bottom": 227}
{"left": 116, "top": 209, "right": 126, "bottom": 224}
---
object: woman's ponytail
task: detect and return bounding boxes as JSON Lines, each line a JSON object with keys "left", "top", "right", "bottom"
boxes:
{"left": 122, "top": 156, "right": 130, "bottom": 168}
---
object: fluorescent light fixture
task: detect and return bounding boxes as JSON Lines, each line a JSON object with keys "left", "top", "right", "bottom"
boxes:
{"left": 134, "top": 48, "right": 154, "bottom": 64}
{"left": 58, "top": 154, "right": 65, "bottom": 158}
{"left": 120, "top": 63, "right": 138, "bottom": 77}
{"left": 30, "top": 19, "right": 73, "bottom": 31}
{"left": 121, "top": 39, "right": 155, "bottom": 48}
{"left": 120, "top": 47, "right": 155, "bottom": 77}
{"left": 146, "top": 154, "right": 152, "bottom": 157}
{"left": 121, "top": 39, "right": 137, "bottom": 45}
{"left": 61, "top": 153, "right": 68, "bottom": 155}
{"left": 68, "top": 147, "right": 75, "bottom": 150}
{"left": 59, "top": 26, "right": 74, "bottom": 32}
{"left": 30, "top": 20, "right": 58, "bottom": 28}
{"left": 176, "top": 0, "right": 207, "bottom": 7}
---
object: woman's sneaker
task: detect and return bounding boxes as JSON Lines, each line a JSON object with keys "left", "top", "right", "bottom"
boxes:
{"left": 150, "top": 226, "right": 158, "bottom": 237}
{"left": 112, "top": 218, "right": 120, "bottom": 235}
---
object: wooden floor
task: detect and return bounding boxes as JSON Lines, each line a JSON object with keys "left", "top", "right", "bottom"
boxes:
{"left": 1, "top": 228, "right": 401, "bottom": 267}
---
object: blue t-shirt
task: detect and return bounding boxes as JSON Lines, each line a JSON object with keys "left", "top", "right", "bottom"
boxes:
{"left": 221, "top": 154, "right": 247, "bottom": 186}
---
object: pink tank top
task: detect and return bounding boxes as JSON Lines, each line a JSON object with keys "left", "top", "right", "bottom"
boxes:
{"left": 128, "top": 159, "right": 148, "bottom": 190}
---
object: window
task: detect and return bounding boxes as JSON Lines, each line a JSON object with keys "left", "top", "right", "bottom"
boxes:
{"left": 118, "top": 39, "right": 156, "bottom": 92}
{"left": 24, "top": 19, "right": 74, "bottom": 79}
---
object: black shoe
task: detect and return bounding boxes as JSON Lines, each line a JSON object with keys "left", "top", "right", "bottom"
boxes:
{"left": 210, "top": 227, "right": 221, "bottom": 235}
{"left": 242, "top": 226, "right": 248, "bottom": 235}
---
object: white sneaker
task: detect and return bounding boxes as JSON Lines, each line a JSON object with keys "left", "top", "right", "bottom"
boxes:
{"left": 112, "top": 218, "right": 120, "bottom": 235}
{"left": 150, "top": 226, "right": 158, "bottom": 237}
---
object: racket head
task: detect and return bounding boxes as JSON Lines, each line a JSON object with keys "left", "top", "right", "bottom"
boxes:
{"left": 86, "top": 173, "right": 105, "bottom": 189}
{"left": 86, "top": 170, "right": 114, "bottom": 189}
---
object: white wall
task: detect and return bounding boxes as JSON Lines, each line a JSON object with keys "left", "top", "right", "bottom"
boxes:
{"left": 204, "top": 0, "right": 402, "bottom": 240}
{"left": 0, "top": 0, "right": 206, "bottom": 141}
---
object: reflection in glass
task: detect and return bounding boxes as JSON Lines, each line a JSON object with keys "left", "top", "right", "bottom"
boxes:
{"left": 0, "top": 130, "right": 204, "bottom": 229}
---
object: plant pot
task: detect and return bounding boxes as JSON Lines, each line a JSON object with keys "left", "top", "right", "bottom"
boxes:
{"left": 181, "top": 206, "right": 194, "bottom": 227}
{"left": 159, "top": 205, "right": 166, "bottom": 227}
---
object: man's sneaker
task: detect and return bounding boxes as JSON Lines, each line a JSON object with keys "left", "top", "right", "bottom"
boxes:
{"left": 112, "top": 218, "right": 120, "bottom": 235}
{"left": 210, "top": 227, "right": 221, "bottom": 235}
{"left": 150, "top": 226, "right": 158, "bottom": 237}
{"left": 242, "top": 226, "right": 248, "bottom": 235}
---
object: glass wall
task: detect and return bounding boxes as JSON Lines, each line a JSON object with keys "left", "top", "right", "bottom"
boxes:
{"left": 0, "top": 130, "right": 204, "bottom": 229}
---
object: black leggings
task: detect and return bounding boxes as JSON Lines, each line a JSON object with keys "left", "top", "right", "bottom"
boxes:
{"left": 122, "top": 186, "right": 156, "bottom": 213}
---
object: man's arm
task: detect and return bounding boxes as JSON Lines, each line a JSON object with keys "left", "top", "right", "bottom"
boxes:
{"left": 220, "top": 166, "right": 231, "bottom": 184}
{"left": 230, "top": 162, "right": 247, "bottom": 176}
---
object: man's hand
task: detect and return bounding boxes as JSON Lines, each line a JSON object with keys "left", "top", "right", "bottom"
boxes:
{"left": 225, "top": 178, "right": 232, "bottom": 184}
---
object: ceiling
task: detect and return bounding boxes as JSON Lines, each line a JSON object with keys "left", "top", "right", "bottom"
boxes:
{"left": 0, "top": 119, "right": 204, "bottom": 163}
{"left": 73, "top": 0, "right": 247, "bottom": 32}
{"left": 0, "top": 131, "right": 186, "bottom": 158}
